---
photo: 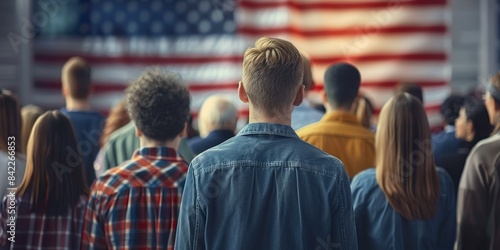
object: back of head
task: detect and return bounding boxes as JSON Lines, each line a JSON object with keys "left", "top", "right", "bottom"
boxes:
{"left": 301, "top": 53, "right": 314, "bottom": 92}
{"left": 126, "top": 69, "right": 190, "bottom": 141}
{"left": 324, "top": 62, "right": 361, "bottom": 109}
{"left": 395, "top": 82, "right": 423, "bottom": 103}
{"left": 376, "top": 93, "right": 439, "bottom": 220}
{"left": 0, "top": 89, "right": 21, "bottom": 153}
{"left": 242, "top": 37, "right": 304, "bottom": 116}
{"left": 463, "top": 96, "right": 492, "bottom": 144}
{"left": 21, "top": 105, "right": 44, "bottom": 154}
{"left": 440, "top": 95, "right": 465, "bottom": 126}
{"left": 18, "top": 110, "right": 88, "bottom": 216}
{"left": 62, "top": 57, "right": 91, "bottom": 100}
{"left": 198, "top": 95, "right": 238, "bottom": 138}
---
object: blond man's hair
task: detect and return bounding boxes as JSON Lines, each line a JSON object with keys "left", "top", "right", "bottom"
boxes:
{"left": 62, "top": 57, "right": 91, "bottom": 100}
{"left": 242, "top": 37, "right": 303, "bottom": 116}
{"left": 376, "top": 93, "right": 440, "bottom": 220}
{"left": 301, "top": 53, "right": 314, "bottom": 91}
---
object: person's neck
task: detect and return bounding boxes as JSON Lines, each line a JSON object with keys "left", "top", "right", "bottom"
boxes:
{"left": 65, "top": 98, "right": 91, "bottom": 111}
{"left": 325, "top": 103, "right": 352, "bottom": 114}
{"left": 248, "top": 108, "right": 291, "bottom": 126}
{"left": 139, "top": 135, "right": 181, "bottom": 150}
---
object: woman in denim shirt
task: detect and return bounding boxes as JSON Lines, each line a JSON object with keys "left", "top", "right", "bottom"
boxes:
{"left": 351, "top": 93, "right": 456, "bottom": 250}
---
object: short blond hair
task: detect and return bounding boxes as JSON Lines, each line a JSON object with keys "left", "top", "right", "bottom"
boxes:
{"left": 62, "top": 57, "right": 91, "bottom": 100}
{"left": 242, "top": 37, "right": 303, "bottom": 116}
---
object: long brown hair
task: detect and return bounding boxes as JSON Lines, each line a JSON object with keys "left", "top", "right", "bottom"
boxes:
{"left": 376, "top": 93, "right": 440, "bottom": 220}
{"left": 17, "top": 110, "right": 89, "bottom": 216}
{"left": 99, "top": 100, "right": 130, "bottom": 147}
{"left": 0, "top": 90, "right": 22, "bottom": 153}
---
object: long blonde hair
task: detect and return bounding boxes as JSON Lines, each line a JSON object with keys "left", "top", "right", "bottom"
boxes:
{"left": 353, "top": 95, "right": 374, "bottom": 129}
{"left": 376, "top": 93, "right": 439, "bottom": 220}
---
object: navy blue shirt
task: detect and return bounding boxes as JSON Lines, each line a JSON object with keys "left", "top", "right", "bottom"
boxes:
{"left": 61, "top": 108, "right": 105, "bottom": 187}
{"left": 351, "top": 168, "right": 456, "bottom": 250}
{"left": 188, "top": 129, "right": 235, "bottom": 155}
{"left": 432, "top": 126, "right": 463, "bottom": 163}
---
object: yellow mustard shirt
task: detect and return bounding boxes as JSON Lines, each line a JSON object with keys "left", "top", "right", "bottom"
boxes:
{"left": 297, "top": 111, "right": 375, "bottom": 178}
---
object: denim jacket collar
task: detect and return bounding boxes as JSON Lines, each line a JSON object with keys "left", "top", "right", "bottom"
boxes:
{"left": 237, "top": 123, "right": 298, "bottom": 138}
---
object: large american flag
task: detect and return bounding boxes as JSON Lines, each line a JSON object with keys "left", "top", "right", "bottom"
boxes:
{"left": 32, "top": 0, "right": 450, "bottom": 127}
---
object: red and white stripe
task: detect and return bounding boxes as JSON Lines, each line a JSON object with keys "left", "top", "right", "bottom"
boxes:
{"left": 32, "top": 0, "right": 450, "bottom": 128}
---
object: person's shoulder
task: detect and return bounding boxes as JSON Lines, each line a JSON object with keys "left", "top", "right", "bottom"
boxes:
{"left": 436, "top": 167, "right": 454, "bottom": 186}
{"left": 471, "top": 134, "right": 500, "bottom": 154}
{"left": 296, "top": 120, "right": 323, "bottom": 136}
{"left": 93, "top": 161, "right": 137, "bottom": 194}
{"left": 189, "top": 137, "right": 238, "bottom": 168}
{"left": 352, "top": 168, "right": 376, "bottom": 184}
{"left": 350, "top": 168, "right": 378, "bottom": 198}
{"left": 107, "top": 123, "right": 136, "bottom": 144}
{"left": 353, "top": 125, "right": 375, "bottom": 139}
{"left": 89, "top": 110, "right": 105, "bottom": 121}
{"left": 466, "top": 135, "right": 500, "bottom": 165}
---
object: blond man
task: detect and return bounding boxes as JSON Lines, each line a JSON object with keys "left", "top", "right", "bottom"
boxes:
{"left": 175, "top": 38, "right": 358, "bottom": 249}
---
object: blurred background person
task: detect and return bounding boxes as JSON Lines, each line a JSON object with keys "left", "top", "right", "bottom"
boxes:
{"left": 98, "top": 100, "right": 130, "bottom": 149}
{"left": 353, "top": 94, "right": 375, "bottom": 131}
{"left": 351, "top": 93, "right": 456, "bottom": 250}
{"left": 60, "top": 57, "right": 104, "bottom": 187}
{"left": 298, "top": 62, "right": 375, "bottom": 178}
{"left": 395, "top": 82, "right": 424, "bottom": 103}
{"left": 436, "top": 96, "right": 491, "bottom": 192}
{"left": 0, "top": 111, "right": 89, "bottom": 249}
{"left": 188, "top": 95, "right": 238, "bottom": 155}
{"left": 456, "top": 73, "right": 500, "bottom": 250}
{"left": 0, "top": 90, "right": 25, "bottom": 199}
{"left": 20, "top": 105, "right": 44, "bottom": 154}
{"left": 432, "top": 95, "right": 465, "bottom": 163}
{"left": 93, "top": 100, "right": 130, "bottom": 177}
{"left": 186, "top": 115, "right": 200, "bottom": 139}
{"left": 291, "top": 53, "right": 324, "bottom": 130}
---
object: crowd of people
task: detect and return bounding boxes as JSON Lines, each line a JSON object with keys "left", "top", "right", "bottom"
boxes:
{"left": 0, "top": 37, "right": 499, "bottom": 249}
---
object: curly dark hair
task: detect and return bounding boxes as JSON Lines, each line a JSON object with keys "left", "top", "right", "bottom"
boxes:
{"left": 125, "top": 69, "right": 190, "bottom": 141}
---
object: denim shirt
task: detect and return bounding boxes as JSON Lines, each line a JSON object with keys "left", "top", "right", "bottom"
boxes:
{"left": 175, "top": 123, "right": 358, "bottom": 250}
{"left": 351, "top": 168, "right": 456, "bottom": 250}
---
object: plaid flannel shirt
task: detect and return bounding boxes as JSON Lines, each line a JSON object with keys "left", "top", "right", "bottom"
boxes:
{"left": 0, "top": 193, "right": 88, "bottom": 250}
{"left": 81, "top": 147, "right": 188, "bottom": 250}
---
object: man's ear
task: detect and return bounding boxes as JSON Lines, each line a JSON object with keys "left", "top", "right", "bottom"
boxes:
{"left": 322, "top": 90, "right": 328, "bottom": 104}
{"left": 62, "top": 83, "right": 68, "bottom": 97}
{"left": 135, "top": 126, "right": 142, "bottom": 138}
{"left": 238, "top": 81, "right": 249, "bottom": 103}
{"left": 181, "top": 122, "right": 188, "bottom": 138}
{"left": 293, "top": 85, "right": 305, "bottom": 106}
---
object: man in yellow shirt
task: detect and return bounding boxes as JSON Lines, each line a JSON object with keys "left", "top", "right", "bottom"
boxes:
{"left": 297, "top": 62, "right": 375, "bottom": 178}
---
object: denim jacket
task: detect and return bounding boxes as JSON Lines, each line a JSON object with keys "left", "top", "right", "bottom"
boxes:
{"left": 175, "top": 123, "right": 358, "bottom": 250}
